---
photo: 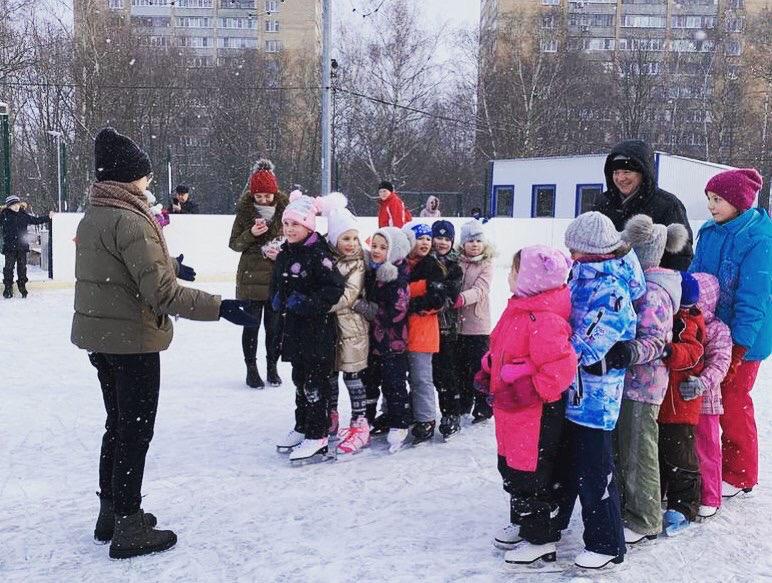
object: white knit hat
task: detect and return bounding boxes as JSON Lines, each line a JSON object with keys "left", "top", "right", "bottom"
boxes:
{"left": 564, "top": 211, "right": 623, "bottom": 254}
{"left": 460, "top": 219, "right": 486, "bottom": 244}
{"left": 371, "top": 226, "right": 411, "bottom": 282}
{"left": 326, "top": 208, "right": 359, "bottom": 247}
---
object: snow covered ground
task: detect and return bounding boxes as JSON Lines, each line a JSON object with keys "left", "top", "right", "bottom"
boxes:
{"left": 2, "top": 272, "right": 770, "bottom": 582}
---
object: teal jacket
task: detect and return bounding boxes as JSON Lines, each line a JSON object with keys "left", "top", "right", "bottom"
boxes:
{"left": 690, "top": 208, "right": 772, "bottom": 361}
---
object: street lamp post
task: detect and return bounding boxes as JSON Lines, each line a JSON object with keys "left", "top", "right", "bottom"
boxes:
{"left": 0, "top": 101, "right": 11, "bottom": 199}
{"left": 47, "top": 130, "right": 63, "bottom": 212}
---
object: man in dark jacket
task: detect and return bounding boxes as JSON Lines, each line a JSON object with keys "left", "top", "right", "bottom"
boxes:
{"left": 169, "top": 184, "right": 200, "bottom": 214}
{"left": 593, "top": 139, "right": 693, "bottom": 270}
{"left": 1, "top": 195, "right": 51, "bottom": 298}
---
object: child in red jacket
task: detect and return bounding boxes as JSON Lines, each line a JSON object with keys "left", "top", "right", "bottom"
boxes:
{"left": 377, "top": 181, "right": 412, "bottom": 228}
{"left": 475, "top": 245, "right": 578, "bottom": 566}
{"left": 658, "top": 272, "right": 707, "bottom": 534}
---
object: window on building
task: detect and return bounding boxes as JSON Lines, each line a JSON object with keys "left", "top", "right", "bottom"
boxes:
{"left": 493, "top": 186, "right": 514, "bottom": 217}
{"left": 726, "top": 40, "right": 742, "bottom": 55}
{"left": 725, "top": 16, "right": 744, "bottom": 32}
{"left": 177, "top": 0, "right": 213, "bottom": 6}
{"left": 542, "top": 0, "right": 560, "bottom": 5}
{"left": 618, "top": 37, "right": 664, "bottom": 51}
{"left": 219, "top": 37, "right": 258, "bottom": 49}
{"left": 621, "top": 15, "right": 666, "bottom": 28}
{"left": 177, "top": 17, "right": 210, "bottom": 28}
{"left": 542, "top": 15, "right": 557, "bottom": 29}
{"left": 265, "top": 0, "right": 280, "bottom": 11}
{"left": 264, "top": 39, "right": 283, "bottom": 52}
{"left": 531, "top": 185, "right": 556, "bottom": 218}
{"left": 220, "top": 17, "right": 257, "bottom": 29}
{"left": 265, "top": 19, "right": 280, "bottom": 32}
{"left": 575, "top": 184, "right": 603, "bottom": 216}
{"left": 180, "top": 36, "right": 211, "bottom": 48}
{"left": 670, "top": 39, "right": 714, "bottom": 52}
{"left": 672, "top": 15, "right": 714, "bottom": 29}
{"left": 132, "top": 0, "right": 170, "bottom": 5}
{"left": 540, "top": 38, "right": 558, "bottom": 52}
{"left": 728, "top": 0, "right": 744, "bottom": 8}
{"left": 108, "top": 0, "right": 124, "bottom": 8}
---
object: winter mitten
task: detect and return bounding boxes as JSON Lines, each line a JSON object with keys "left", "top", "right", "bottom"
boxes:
{"left": 219, "top": 300, "right": 260, "bottom": 327}
{"left": 480, "top": 352, "right": 493, "bottom": 374}
{"left": 473, "top": 369, "right": 491, "bottom": 395}
{"left": 453, "top": 295, "right": 464, "bottom": 309}
{"left": 679, "top": 376, "right": 704, "bottom": 401}
{"left": 286, "top": 291, "right": 314, "bottom": 316}
{"left": 175, "top": 254, "right": 196, "bottom": 282}
{"left": 500, "top": 359, "right": 536, "bottom": 384}
{"left": 271, "top": 292, "right": 282, "bottom": 312}
{"left": 352, "top": 299, "right": 378, "bottom": 321}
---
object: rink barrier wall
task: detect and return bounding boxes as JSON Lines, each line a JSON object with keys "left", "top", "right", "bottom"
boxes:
{"left": 50, "top": 214, "right": 706, "bottom": 283}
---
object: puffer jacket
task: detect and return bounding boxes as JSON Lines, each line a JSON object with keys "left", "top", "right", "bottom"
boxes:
{"left": 433, "top": 250, "right": 463, "bottom": 337}
{"left": 594, "top": 139, "right": 693, "bottom": 270}
{"left": 1, "top": 205, "right": 49, "bottom": 254}
{"left": 71, "top": 182, "right": 221, "bottom": 354}
{"left": 229, "top": 190, "right": 289, "bottom": 301}
{"left": 488, "top": 286, "right": 577, "bottom": 472}
{"left": 659, "top": 306, "right": 707, "bottom": 425}
{"left": 689, "top": 208, "right": 772, "bottom": 361}
{"left": 407, "top": 253, "right": 446, "bottom": 353}
{"left": 419, "top": 195, "right": 441, "bottom": 218}
{"left": 623, "top": 268, "right": 681, "bottom": 405}
{"left": 271, "top": 232, "right": 345, "bottom": 368}
{"left": 691, "top": 273, "right": 732, "bottom": 415}
{"left": 458, "top": 251, "right": 494, "bottom": 336}
{"left": 566, "top": 250, "right": 646, "bottom": 430}
{"left": 329, "top": 249, "right": 369, "bottom": 373}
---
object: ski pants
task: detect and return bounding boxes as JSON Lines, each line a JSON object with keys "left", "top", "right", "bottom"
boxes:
{"left": 3, "top": 250, "right": 27, "bottom": 287}
{"left": 456, "top": 334, "right": 489, "bottom": 415}
{"left": 409, "top": 352, "right": 437, "bottom": 423}
{"left": 696, "top": 413, "right": 722, "bottom": 508}
{"left": 90, "top": 352, "right": 160, "bottom": 517}
{"left": 363, "top": 353, "right": 411, "bottom": 429}
{"left": 721, "top": 360, "right": 761, "bottom": 489}
{"left": 433, "top": 334, "right": 461, "bottom": 417}
{"left": 292, "top": 361, "right": 332, "bottom": 440}
{"left": 497, "top": 400, "right": 566, "bottom": 545}
{"left": 659, "top": 423, "right": 701, "bottom": 521}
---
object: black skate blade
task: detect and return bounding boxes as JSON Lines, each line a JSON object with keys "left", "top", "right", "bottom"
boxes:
{"left": 505, "top": 551, "right": 557, "bottom": 566}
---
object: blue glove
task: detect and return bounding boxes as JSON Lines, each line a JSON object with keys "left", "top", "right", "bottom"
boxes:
{"left": 286, "top": 291, "right": 314, "bottom": 315}
{"left": 271, "top": 291, "right": 282, "bottom": 312}
{"left": 219, "top": 300, "right": 259, "bottom": 327}
{"left": 175, "top": 254, "right": 196, "bottom": 282}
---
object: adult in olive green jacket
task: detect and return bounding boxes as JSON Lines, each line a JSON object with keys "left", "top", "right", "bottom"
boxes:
{"left": 73, "top": 128, "right": 256, "bottom": 560}
{"left": 228, "top": 158, "right": 288, "bottom": 388}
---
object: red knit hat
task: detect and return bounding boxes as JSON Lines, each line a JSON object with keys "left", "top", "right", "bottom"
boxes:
{"left": 705, "top": 168, "right": 763, "bottom": 212}
{"left": 248, "top": 159, "right": 279, "bottom": 195}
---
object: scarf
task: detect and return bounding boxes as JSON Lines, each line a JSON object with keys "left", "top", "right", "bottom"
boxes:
{"left": 254, "top": 204, "right": 277, "bottom": 223}
{"left": 90, "top": 181, "right": 170, "bottom": 258}
{"left": 463, "top": 253, "right": 485, "bottom": 263}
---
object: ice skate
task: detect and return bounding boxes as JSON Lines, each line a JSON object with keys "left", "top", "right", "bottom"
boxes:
{"left": 471, "top": 400, "right": 492, "bottom": 424}
{"left": 663, "top": 509, "right": 690, "bottom": 536}
{"left": 336, "top": 417, "right": 371, "bottom": 455}
{"left": 266, "top": 361, "right": 282, "bottom": 387}
{"left": 697, "top": 505, "right": 718, "bottom": 519}
{"left": 574, "top": 550, "right": 624, "bottom": 570}
{"left": 276, "top": 429, "right": 304, "bottom": 453}
{"left": 439, "top": 415, "right": 461, "bottom": 441}
{"left": 411, "top": 420, "right": 435, "bottom": 445}
{"left": 504, "top": 542, "right": 557, "bottom": 565}
{"left": 289, "top": 437, "right": 331, "bottom": 466}
{"left": 370, "top": 414, "right": 389, "bottom": 437}
{"left": 721, "top": 482, "right": 752, "bottom": 498}
{"left": 493, "top": 523, "right": 523, "bottom": 550}
{"left": 387, "top": 428, "right": 409, "bottom": 453}
{"left": 624, "top": 527, "right": 657, "bottom": 545}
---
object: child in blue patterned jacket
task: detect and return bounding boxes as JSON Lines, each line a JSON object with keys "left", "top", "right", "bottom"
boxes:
{"left": 550, "top": 212, "right": 646, "bottom": 571}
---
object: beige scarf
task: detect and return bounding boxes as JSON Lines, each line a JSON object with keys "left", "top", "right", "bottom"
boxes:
{"left": 89, "top": 181, "right": 170, "bottom": 258}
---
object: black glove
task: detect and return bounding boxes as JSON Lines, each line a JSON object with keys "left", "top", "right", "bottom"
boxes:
{"left": 582, "top": 341, "right": 633, "bottom": 376}
{"left": 175, "top": 254, "right": 196, "bottom": 282}
{"left": 352, "top": 299, "right": 378, "bottom": 321}
{"left": 219, "top": 300, "right": 259, "bottom": 327}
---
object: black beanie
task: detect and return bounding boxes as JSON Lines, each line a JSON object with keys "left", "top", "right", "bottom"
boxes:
{"left": 94, "top": 127, "right": 152, "bottom": 183}
{"left": 378, "top": 180, "right": 394, "bottom": 192}
{"left": 608, "top": 155, "right": 644, "bottom": 174}
{"left": 175, "top": 184, "right": 190, "bottom": 194}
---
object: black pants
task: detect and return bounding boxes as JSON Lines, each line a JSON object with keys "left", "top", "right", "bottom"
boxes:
{"left": 292, "top": 361, "right": 333, "bottom": 440}
{"left": 456, "top": 335, "right": 489, "bottom": 415}
{"left": 659, "top": 423, "right": 701, "bottom": 521}
{"left": 553, "top": 420, "right": 626, "bottom": 557}
{"left": 497, "top": 400, "right": 566, "bottom": 545}
{"left": 363, "top": 353, "right": 411, "bottom": 429}
{"left": 3, "top": 251, "right": 27, "bottom": 286}
{"left": 433, "top": 334, "right": 461, "bottom": 416}
{"left": 89, "top": 352, "right": 160, "bottom": 517}
{"left": 241, "top": 300, "right": 278, "bottom": 364}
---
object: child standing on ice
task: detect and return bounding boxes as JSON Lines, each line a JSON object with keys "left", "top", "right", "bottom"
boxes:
{"left": 456, "top": 220, "right": 495, "bottom": 422}
{"left": 607, "top": 215, "right": 687, "bottom": 546}
{"left": 554, "top": 211, "right": 646, "bottom": 570}
{"left": 658, "top": 273, "right": 707, "bottom": 533}
{"left": 403, "top": 222, "right": 447, "bottom": 445}
{"left": 430, "top": 220, "right": 464, "bottom": 440}
{"left": 688, "top": 273, "right": 732, "bottom": 519}
{"left": 475, "top": 246, "right": 577, "bottom": 566}
{"left": 324, "top": 207, "right": 371, "bottom": 455}
{"left": 272, "top": 192, "right": 346, "bottom": 464}
{"left": 360, "top": 226, "right": 413, "bottom": 453}
{"left": 688, "top": 168, "right": 772, "bottom": 499}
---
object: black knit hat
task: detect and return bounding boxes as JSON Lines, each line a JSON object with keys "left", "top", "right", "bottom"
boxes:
{"left": 378, "top": 180, "right": 394, "bottom": 192}
{"left": 175, "top": 184, "right": 190, "bottom": 194}
{"left": 94, "top": 127, "right": 152, "bottom": 183}
{"left": 608, "top": 155, "right": 644, "bottom": 174}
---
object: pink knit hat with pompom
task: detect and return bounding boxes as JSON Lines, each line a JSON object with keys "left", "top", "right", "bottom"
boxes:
{"left": 282, "top": 190, "right": 347, "bottom": 232}
{"left": 515, "top": 245, "right": 572, "bottom": 297}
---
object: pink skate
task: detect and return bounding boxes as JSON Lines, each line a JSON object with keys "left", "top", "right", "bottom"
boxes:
{"left": 336, "top": 417, "right": 371, "bottom": 455}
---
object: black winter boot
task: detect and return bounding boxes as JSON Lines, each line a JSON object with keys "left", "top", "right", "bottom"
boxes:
{"left": 109, "top": 511, "right": 176, "bottom": 559}
{"left": 2, "top": 284, "right": 12, "bottom": 299}
{"left": 94, "top": 492, "right": 158, "bottom": 543}
{"left": 246, "top": 360, "right": 264, "bottom": 389}
{"left": 18, "top": 282, "right": 28, "bottom": 298}
{"left": 412, "top": 421, "right": 436, "bottom": 445}
{"left": 266, "top": 361, "right": 282, "bottom": 387}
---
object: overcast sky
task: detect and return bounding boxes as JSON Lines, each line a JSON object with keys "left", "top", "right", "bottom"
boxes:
{"left": 340, "top": 0, "right": 480, "bottom": 29}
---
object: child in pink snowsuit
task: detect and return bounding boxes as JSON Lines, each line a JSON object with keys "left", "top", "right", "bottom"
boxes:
{"left": 476, "top": 245, "right": 577, "bottom": 565}
{"left": 688, "top": 273, "right": 732, "bottom": 518}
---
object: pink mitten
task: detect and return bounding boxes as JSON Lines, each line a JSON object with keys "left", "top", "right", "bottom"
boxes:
{"left": 473, "top": 369, "right": 491, "bottom": 394}
{"left": 500, "top": 359, "right": 536, "bottom": 384}
{"left": 453, "top": 295, "right": 465, "bottom": 309}
{"left": 480, "top": 352, "right": 493, "bottom": 374}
